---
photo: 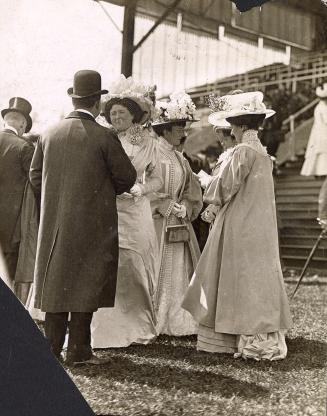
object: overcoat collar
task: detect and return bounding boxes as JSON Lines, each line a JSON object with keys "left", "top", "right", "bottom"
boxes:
{"left": 2, "top": 128, "right": 18, "bottom": 136}
{"left": 65, "top": 111, "right": 95, "bottom": 122}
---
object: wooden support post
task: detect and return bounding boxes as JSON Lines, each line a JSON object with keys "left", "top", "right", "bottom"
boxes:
{"left": 121, "top": 0, "right": 136, "bottom": 77}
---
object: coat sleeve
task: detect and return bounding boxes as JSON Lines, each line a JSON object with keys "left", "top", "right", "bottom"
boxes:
{"left": 180, "top": 158, "right": 203, "bottom": 221}
{"left": 106, "top": 132, "right": 137, "bottom": 195}
{"left": 139, "top": 161, "right": 163, "bottom": 195}
{"left": 204, "top": 145, "right": 255, "bottom": 207}
{"left": 29, "top": 138, "right": 44, "bottom": 194}
{"left": 20, "top": 142, "right": 34, "bottom": 175}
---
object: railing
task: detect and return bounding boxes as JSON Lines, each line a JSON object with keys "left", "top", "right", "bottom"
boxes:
{"left": 281, "top": 98, "right": 319, "bottom": 162}
{"left": 187, "top": 50, "right": 327, "bottom": 101}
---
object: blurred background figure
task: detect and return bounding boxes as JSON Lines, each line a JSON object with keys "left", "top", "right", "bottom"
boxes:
{"left": 301, "top": 83, "right": 327, "bottom": 177}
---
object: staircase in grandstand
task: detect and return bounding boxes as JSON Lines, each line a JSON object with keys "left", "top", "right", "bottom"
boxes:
{"left": 188, "top": 49, "right": 327, "bottom": 106}
{"left": 275, "top": 158, "right": 327, "bottom": 274}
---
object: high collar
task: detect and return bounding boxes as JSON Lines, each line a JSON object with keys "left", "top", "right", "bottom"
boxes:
{"left": 241, "top": 129, "right": 260, "bottom": 144}
{"left": 159, "top": 136, "right": 173, "bottom": 151}
{"left": 3, "top": 126, "right": 19, "bottom": 136}
{"left": 66, "top": 110, "right": 95, "bottom": 122}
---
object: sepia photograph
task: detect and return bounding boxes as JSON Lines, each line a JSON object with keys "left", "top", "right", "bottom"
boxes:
{"left": 0, "top": 0, "right": 326, "bottom": 415}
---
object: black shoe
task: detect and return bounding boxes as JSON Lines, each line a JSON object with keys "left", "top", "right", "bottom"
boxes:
{"left": 65, "top": 354, "right": 111, "bottom": 367}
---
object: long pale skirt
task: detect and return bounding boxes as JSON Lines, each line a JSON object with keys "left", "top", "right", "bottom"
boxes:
{"left": 197, "top": 325, "right": 287, "bottom": 361}
{"left": 154, "top": 216, "right": 198, "bottom": 336}
{"left": 301, "top": 153, "right": 327, "bottom": 176}
{"left": 91, "top": 248, "right": 157, "bottom": 348}
{"left": 91, "top": 196, "right": 158, "bottom": 348}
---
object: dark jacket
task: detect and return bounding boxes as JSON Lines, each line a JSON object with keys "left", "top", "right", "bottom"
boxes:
{"left": 30, "top": 111, "right": 136, "bottom": 312}
{"left": 0, "top": 129, "right": 34, "bottom": 253}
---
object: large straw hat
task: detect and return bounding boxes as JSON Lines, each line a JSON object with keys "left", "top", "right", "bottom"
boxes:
{"left": 152, "top": 91, "right": 199, "bottom": 127}
{"left": 102, "top": 75, "right": 155, "bottom": 125}
{"left": 208, "top": 91, "right": 275, "bottom": 126}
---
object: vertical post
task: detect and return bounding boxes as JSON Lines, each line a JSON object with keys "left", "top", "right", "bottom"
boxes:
{"left": 289, "top": 115, "right": 297, "bottom": 161}
{"left": 121, "top": 0, "right": 136, "bottom": 77}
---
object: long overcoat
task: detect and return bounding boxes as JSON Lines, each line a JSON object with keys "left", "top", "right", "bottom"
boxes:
{"left": 182, "top": 137, "right": 292, "bottom": 335}
{"left": 30, "top": 111, "right": 136, "bottom": 312}
{"left": 0, "top": 129, "right": 34, "bottom": 253}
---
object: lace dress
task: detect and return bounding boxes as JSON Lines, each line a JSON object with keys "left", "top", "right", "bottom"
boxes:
{"left": 91, "top": 125, "right": 162, "bottom": 347}
{"left": 182, "top": 130, "right": 292, "bottom": 360}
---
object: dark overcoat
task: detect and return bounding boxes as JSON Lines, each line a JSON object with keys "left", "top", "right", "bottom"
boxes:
{"left": 0, "top": 129, "right": 34, "bottom": 253}
{"left": 30, "top": 111, "right": 136, "bottom": 312}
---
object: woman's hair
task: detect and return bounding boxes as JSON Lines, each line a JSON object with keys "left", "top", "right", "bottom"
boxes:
{"left": 226, "top": 114, "right": 266, "bottom": 130}
{"left": 213, "top": 127, "right": 232, "bottom": 138}
{"left": 104, "top": 97, "right": 145, "bottom": 124}
{"left": 152, "top": 120, "right": 186, "bottom": 137}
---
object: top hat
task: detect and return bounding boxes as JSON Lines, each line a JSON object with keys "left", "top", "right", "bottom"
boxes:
{"left": 1, "top": 97, "right": 33, "bottom": 133}
{"left": 67, "top": 70, "right": 108, "bottom": 98}
{"left": 208, "top": 91, "right": 275, "bottom": 127}
{"left": 316, "top": 83, "right": 327, "bottom": 98}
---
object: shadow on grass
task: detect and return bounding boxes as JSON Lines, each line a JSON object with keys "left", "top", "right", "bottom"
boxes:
{"left": 93, "top": 335, "right": 326, "bottom": 373}
{"left": 71, "top": 353, "right": 269, "bottom": 399}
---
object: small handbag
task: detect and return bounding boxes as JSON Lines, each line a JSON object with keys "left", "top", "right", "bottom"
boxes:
{"left": 165, "top": 223, "right": 190, "bottom": 243}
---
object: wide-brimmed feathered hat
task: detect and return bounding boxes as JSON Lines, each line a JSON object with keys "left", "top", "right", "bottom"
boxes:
{"left": 208, "top": 91, "right": 275, "bottom": 127}
{"left": 67, "top": 70, "right": 108, "bottom": 98}
{"left": 152, "top": 91, "right": 199, "bottom": 127}
{"left": 102, "top": 75, "right": 156, "bottom": 125}
{"left": 1, "top": 97, "right": 33, "bottom": 133}
{"left": 316, "top": 83, "right": 327, "bottom": 98}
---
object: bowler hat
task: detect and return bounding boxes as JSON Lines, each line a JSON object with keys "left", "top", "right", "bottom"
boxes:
{"left": 67, "top": 70, "right": 108, "bottom": 98}
{"left": 1, "top": 97, "right": 33, "bottom": 133}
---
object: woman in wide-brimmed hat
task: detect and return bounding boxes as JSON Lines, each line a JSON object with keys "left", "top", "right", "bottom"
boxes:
{"left": 91, "top": 75, "right": 163, "bottom": 348}
{"left": 182, "top": 91, "right": 292, "bottom": 361}
{"left": 150, "top": 92, "right": 203, "bottom": 336}
{"left": 301, "top": 83, "right": 327, "bottom": 176}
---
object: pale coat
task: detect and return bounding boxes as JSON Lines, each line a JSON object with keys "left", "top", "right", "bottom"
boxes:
{"left": 30, "top": 111, "right": 136, "bottom": 312}
{"left": 301, "top": 100, "right": 327, "bottom": 176}
{"left": 182, "top": 133, "right": 292, "bottom": 335}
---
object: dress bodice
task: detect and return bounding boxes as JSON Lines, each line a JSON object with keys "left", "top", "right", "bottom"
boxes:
{"left": 158, "top": 137, "right": 184, "bottom": 198}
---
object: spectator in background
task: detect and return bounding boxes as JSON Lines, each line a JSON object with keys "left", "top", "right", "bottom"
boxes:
{"left": 0, "top": 97, "right": 35, "bottom": 304}
{"left": 301, "top": 83, "right": 327, "bottom": 176}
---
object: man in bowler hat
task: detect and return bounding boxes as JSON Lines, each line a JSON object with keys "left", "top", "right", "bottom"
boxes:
{"left": 0, "top": 97, "right": 35, "bottom": 299}
{"left": 30, "top": 70, "right": 137, "bottom": 365}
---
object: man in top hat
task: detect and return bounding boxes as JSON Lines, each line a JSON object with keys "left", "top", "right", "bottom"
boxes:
{"left": 29, "top": 70, "right": 137, "bottom": 365}
{"left": 0, "top": 97, "right": 35, "bottom": 297}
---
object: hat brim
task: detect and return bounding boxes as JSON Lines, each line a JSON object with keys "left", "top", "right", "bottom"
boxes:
{"left": 1, "top": 108, "right": 32, "bottom": 133}
{"left": 208, "top": 109, "right": 275, "bottom": 126}
{"left": 152, "top": 118, "right": 199, "bottom": 127}
{"left": 67, "top": 88, "right": 108, "bottom": 98}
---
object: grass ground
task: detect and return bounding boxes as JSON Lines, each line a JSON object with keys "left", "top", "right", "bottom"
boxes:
{"left": 66, "top": 282, "right": 327, "bottom": 416}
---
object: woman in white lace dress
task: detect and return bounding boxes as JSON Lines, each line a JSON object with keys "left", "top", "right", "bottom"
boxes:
{"left": 182, "top": 91, "right": 292, "bottom": 360}
{"left": 91, "top": 76, "right": 162, "bottom": 347}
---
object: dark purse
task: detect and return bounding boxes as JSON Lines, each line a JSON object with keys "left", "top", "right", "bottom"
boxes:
{"left": 165, "top": 223, "right": 190, "bottom": 243}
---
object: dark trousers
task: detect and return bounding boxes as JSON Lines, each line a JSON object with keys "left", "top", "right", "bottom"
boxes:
{"left": 45, "top": 312, "right": 93, "bottom": 362}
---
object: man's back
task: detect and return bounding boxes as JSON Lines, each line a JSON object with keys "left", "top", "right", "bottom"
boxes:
{"left": 30, "top": 112, "right": 137, "bottom": 311}
{"left": 0, "top": 130, "right": 33, "bottom": 251}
